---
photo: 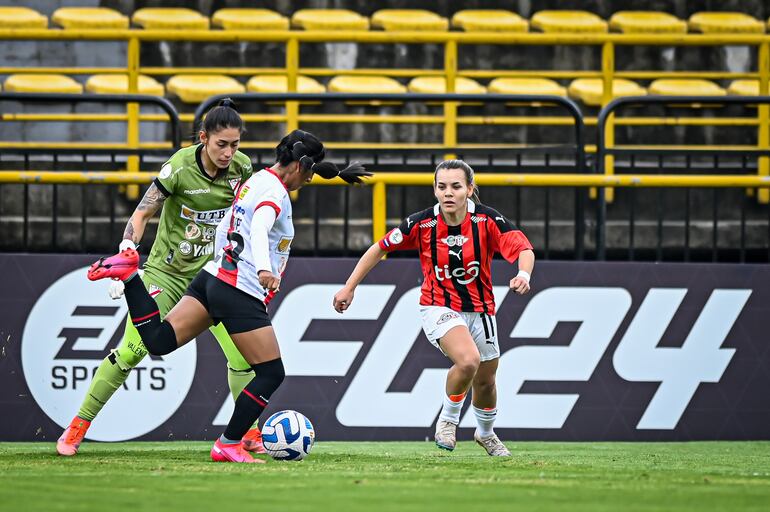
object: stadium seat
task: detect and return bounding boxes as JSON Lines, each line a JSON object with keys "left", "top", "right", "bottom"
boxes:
{"left": 451, "top": 10, "right": 528, "bottom": 32}
{"left": 648, "top": 79, "right": 726, "bottom": 96}
{"left": 4, "top": 74, "right": 83, "bottom": 94}
{"left": 371, "top": 9, "right": 449, "bottom": 31}
{"left": 132, "top": 8, "right": 209, "bottom": 30}
{"left": 568, "top": 78, "right": 646, "bottom": 106}
{"left": 688, "top": 12, "right": 765, "bottom": 33}
{"left": 609, "top": 11, "right": 687, "bottom": 33}
{"left": 212, "top": 9, "right": 288, "bottom": 30}
{"left": 0, "top": 6, "right": 47, "bottom": 28}
{"left": 291, "top": 9, "right": 369, "bottom": 31}
{"left": 247, "top": 75, "right": 325, "bottom": 93}
{"left": 727, "top": 80, "right": 760, "bottom": 96}
{"left": 85, "top": 75, "right": 164, "bottom": 96}
{"left": 52, "top": 7, "right": 129, "bottom": 29}
{"left": 407, "top": 77, "right": 486, "bottom": 94}
{"left": 328, "top": 75, "right": 406, "bottom": 105}
{"left": 531, "top": 10, "right": 608, "bottom": 33}
{"left": 488, "top": 78, "right": 567, "bottom": 96}
{"left": 166, "top": 75, "right": 245, "bottom": 103}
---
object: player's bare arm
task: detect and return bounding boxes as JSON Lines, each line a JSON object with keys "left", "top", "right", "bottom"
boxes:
{"left": 122, "top": 183, "right": 167, "bottom": 244}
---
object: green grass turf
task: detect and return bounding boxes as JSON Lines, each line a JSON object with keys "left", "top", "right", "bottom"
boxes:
{"left": 1, "top": 441, "right": 769, "bottom": 512}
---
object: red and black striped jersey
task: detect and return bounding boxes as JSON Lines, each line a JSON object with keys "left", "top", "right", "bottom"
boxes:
{"left": 378, "top": 200, "right": 533, "bottom": 314}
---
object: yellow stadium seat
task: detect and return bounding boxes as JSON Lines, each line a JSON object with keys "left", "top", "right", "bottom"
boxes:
{"left": 407, "top": 77, "right": 486, "bottom": 94}
{"left": 212, "top": 9, "right": 288, "bottom": 30}
{"left": 531, "top": 10, "right": 608, "bottom": 33}
{"left": 4, "top": 74, "right": 83, "bottom": 94}
{"left": 291, "top": 9, "right": 369, "bottom": 31}
{"left": 688, "top": 12, "right": 764, "bottom": 33}
{"left": 132, "top": 8, "right": 209, "bottom": 30}
{"left": 451, "top": 10, "right": 528, "bottom": 32}
{"left": 85, "top": 75, "right": 164, "bottom": 96}
{"left": 247, "top": 75, "right": 325, "bottom": 93}
{"left": 327, "top": 75, "right": 405, "bottom": 105}
{"left": 489, "top": 78, "right": 567, "bottom": 96}
{"left": 648, "top": 79, "right": 726, "bottom": 96}
{"left": 728, "top": 80, "right": 760, "bottom": 96}
{"left": 52, "top": 7, "right": 128, "bottom": 29}
{"left": 609, "top": 11, "right": 686, "bottom": 33}
{"left": 568, "top": 78, "right": 646, "bottom": 106}
{"left": 0, "top": 6, "right": 47, "bottom": 28}
{"left": 371, "top": 9, "right": 448, "bottom": 31}
{"left": 166, "top": 75, "right": 245, "bottom": 104}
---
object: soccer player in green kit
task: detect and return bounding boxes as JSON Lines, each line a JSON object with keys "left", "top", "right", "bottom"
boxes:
{"left": 57, "top": 99, "right": 265, "bottom": 455}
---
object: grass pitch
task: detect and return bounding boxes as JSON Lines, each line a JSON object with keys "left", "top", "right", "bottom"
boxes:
{"left": 1, "top": 441, "right": 769, "bottom": 512}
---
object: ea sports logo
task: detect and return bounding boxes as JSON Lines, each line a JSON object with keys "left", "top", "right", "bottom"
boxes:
{"left": 21, "top": 267, "right": 196, "bottom": 441}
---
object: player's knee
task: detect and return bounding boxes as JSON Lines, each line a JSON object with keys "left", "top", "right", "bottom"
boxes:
{"left": 142, "top": 321, "right": 178, "bottom": 356}
{"left": 455, "top": 353, "right": 481, "bottom": 377}
{"left": 250, "top": 358, "right": 285, "bottom": 394}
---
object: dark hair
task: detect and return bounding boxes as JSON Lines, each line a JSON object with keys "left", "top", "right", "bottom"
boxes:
{"left": 275, "top": 129, "right": 371, "bottom": 184}
{"left": 201, "top": 98, "right": 244, "bottom": 135}
{"left": 434, "top": 159, "right": 480, "bottom": 203}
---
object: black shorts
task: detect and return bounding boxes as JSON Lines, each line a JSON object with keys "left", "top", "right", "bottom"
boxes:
{"left": 185, "top": 271, "right": 271, "bottom": 334}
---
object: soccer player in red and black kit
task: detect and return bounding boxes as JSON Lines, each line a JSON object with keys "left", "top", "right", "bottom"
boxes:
{"left": 333, "top": 159, "right": 534, "bottom": 456}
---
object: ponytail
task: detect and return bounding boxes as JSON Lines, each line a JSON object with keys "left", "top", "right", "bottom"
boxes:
{"left": 276, "top": 130, "right": 371, "bottom": 184}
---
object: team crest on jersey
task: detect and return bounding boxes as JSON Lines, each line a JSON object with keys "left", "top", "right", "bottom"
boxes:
{"left": 229, "top": 178, "right": 240, "bottom": 190}
{"left": 437, "top": 311, "right": 461, "bottom": 324}
{"left": 238, "top": 186, "right": 250, "bottom": 200}
{"left": 184, "top": 223, "right": 201, "bottom": 240}
{"left": 277, "top": 237, "right": 293, "bottom": 253}
{"left": 441, "top": 235, "right": 468, "bottom": 247}
{"left": 148, "top": 284, "right": 164, "bottom": 297}
{"left": 180, "top": 205, "right": 229, "bottom": 225}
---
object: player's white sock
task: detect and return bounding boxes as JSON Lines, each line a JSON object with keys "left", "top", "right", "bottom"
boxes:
{"left": 439, "top": 392, "right": 466, "bottom": 424}
{"left": 473, "top": 405, "right": 497, "bottom": 437}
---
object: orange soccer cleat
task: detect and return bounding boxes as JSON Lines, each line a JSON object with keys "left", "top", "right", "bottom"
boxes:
{"left": 87, "top": 248, "right": 139, "bottom": 282}
{"left": 241, "top": 427, "right": 267, "bottom": 454}
{"left": 56, "top": 417, "right": 92, "bottom": 456}
{"left": 211, "top": 439, "right": 265, "bottom": 463}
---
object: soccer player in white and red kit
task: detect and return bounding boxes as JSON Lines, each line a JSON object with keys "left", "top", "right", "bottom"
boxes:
{"left": 334, "top": 160, "right": 534, "bottom": 456}
{"left": 87, "top": 130, "right": 369, "bottom": 463}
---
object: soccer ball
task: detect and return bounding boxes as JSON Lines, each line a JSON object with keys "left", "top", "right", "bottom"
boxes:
{"left": 262, "top": 410, "right": 315, "bottom": 461}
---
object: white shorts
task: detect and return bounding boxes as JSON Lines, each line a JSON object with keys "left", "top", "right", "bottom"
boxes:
{"left": 419, "top": 305, "right": 500, "bottom": 362}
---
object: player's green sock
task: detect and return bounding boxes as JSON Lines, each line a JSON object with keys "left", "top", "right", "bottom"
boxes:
{"left": 227, "top": 366, "right": 259, "bottom": 430}
{"left": 76, "top": 353, "right": 130, "bottom": 422}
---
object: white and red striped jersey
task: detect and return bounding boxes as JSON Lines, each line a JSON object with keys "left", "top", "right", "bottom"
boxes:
{"left": 204, "top": 168, "right": 294, "bottom": 305}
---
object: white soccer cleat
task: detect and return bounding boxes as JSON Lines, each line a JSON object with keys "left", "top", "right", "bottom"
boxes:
{"left": 474, "top": 432, "right": 511, "bottom": 457}
{"left": 434, "top": 419, "right": 457, "bottom": 451}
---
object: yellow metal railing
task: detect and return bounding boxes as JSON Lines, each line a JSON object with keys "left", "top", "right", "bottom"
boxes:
{"left": 2, "top": 29, "right": 770, "bottom": 192}
{"left": 3, "top": 170, "right": 769, "bottom": 244}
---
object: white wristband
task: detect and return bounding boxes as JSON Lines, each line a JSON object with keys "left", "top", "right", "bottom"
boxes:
{"left": 119, "top": 239, "right": 136, "bottom": 251}
{"left": 516, "top": 270, "right": 531, "bottom": 283}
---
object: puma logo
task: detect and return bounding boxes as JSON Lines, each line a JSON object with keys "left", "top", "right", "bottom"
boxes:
{"left": 406, "top": 217, "right": 414, "bottom": 228}
{"left": 495, "top": 216, "right": 505, "bottom": 222}
{"left": 449, "top": 249, "right": 462, "bottom": 260}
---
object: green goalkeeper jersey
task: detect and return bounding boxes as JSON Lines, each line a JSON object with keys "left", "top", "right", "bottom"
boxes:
{"left": 144, "top": 144, "right": 253, "bottom": 279}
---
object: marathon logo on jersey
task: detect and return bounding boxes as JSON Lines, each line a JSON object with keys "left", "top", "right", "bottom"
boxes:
{"left": 434, "top": 261, "right": 480, "bottom": 285}
{"left": 20, "top": 266, "right": 197, "bottom": 442}
{"left": 382, "top": 228, "right": 403, "bottom": 248}
{"left": 440, "top": 235, "right": 468, "bottom": 247}
{"left": 183, "top": 188, "right": 211, "bottom": 195}
{"left": 180, "top": 205, "right": 229, "bottom": 225}
{"left": 437, "top": 311, "right": 460, "bottom": 324}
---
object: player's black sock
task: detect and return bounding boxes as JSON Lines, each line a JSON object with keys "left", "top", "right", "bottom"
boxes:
{"left": 123, "top": 275, "right": 177, "bottom": 355}
{"left": 223, "top": 358, "right": 285, "bottom": 441}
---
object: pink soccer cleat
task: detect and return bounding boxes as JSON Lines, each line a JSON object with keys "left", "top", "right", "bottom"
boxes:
{"left": 57, "top": 417, "right": 91, "bottom": 456}
{"left": 87, "top": 248, "right": 139, "bottom": 282}
{"left": 211, "top": 439, "right": 265, "bottom": 463}
{"left": 241, "top": 427, "right": 267, "bottom": 454}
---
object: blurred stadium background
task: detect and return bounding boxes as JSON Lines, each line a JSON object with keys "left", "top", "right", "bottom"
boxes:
{"left": 1, "top": 0, "right": 770, "bottom": 450}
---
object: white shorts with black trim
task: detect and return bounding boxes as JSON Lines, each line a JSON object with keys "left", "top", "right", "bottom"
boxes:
{"left": 419, "top": 305, "right": 500, "bottom": 362}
